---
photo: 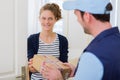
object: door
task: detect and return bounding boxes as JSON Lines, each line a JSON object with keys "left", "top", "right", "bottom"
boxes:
{"left": 0, "top": 0, "right": 28, "bottom": 80}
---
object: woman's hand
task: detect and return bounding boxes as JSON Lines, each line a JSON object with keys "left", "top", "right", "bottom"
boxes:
{"left": 28, "top": 58, "right": 37, "bottom": 73}
{"left": 63, "top": 63, "right": 76, "bottom": 77}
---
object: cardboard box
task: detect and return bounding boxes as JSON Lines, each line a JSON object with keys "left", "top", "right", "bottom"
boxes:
{"left": 32, "top": 54, "right": 71, "bottom": 79}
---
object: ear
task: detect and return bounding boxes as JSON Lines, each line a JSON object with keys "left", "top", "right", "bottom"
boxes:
{"left": 84, "top": 12, "right": 91, "bottom": 23}
{"left": 74, "top": 10, "right": 81, "bottom": 18}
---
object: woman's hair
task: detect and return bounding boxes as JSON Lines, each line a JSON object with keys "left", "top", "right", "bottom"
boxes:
{"left": 40, "top": 3, "right": 62, "bottom": 21}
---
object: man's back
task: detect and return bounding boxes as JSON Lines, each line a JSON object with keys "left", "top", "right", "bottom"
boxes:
{"left": 84, "top": 27, "right": 120, "bottom": 80}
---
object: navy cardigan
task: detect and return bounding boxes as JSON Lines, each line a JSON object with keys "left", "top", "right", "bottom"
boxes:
{"left": 27, "top": 33, "right": 69, "bottom": 62}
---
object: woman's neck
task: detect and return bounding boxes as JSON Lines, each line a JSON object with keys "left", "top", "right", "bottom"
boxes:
{"left": 41, "top": 30, "right": 55, "bottom": 37}
{"left": 40, "top": 31, "right": 56, "bottom": 44}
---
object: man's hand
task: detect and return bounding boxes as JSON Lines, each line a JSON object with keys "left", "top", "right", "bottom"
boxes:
{"left": 40, "top": 62, "right": 64, "bottom": 80}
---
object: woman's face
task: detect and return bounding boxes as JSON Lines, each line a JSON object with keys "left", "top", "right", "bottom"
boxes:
{"left": 40, "top": 10, "right": 57, "bottom": 32}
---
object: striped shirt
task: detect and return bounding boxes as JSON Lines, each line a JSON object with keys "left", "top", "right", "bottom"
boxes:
{"left": 31, "top": 34, "right": 60, "bottom": 80}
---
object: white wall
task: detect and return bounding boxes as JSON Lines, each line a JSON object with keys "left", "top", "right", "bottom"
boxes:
{"left": 0, "top": 0, "right": 28, "bottom": 79}
{"left": 117, "top": 0, "right": 120, "bottom": 30}
{"left": 63, "top": 11, "right": 93, "bottom": 60}
{"left": 111, "top": 0, "right": 120, "bottom": 30}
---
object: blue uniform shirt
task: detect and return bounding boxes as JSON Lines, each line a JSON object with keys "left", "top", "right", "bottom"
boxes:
{"left": 75, "top": 27, "right": 120, "bottom": 80}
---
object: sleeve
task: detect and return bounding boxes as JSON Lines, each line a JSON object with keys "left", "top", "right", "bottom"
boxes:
{"left": 27, "top": 35, "right": 35, "bottom": 61}
{"left": 74, "top": 52, "right": 103, "bottom": 80}
{"left": 59, "top": 35, "right": 69, "bottom": 62}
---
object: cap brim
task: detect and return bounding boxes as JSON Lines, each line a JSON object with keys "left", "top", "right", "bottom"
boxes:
{"left": 63, "top": 1, "right": 77, "bottom": 10}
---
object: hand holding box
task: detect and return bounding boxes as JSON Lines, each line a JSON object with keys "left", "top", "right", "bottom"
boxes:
{"left": 32, "top": 54, "right": 71, "bottom": 79}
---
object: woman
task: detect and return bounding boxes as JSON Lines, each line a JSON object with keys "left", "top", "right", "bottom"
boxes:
{"left": 27, "top": 3, "right": 69, "bottom": 80}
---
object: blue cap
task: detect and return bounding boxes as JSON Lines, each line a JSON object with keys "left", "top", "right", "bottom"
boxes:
{"left": 63, "top": 0, "right": 111, "bottom": 14}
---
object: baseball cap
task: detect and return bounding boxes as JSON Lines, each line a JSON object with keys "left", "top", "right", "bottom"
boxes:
{"left": 63, "top": 0, "right": 111, "bottom": 14}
